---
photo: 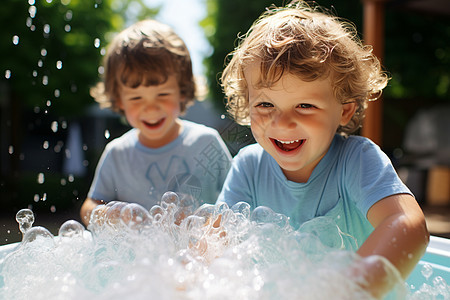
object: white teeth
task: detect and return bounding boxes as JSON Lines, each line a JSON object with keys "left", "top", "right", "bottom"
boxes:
{"left": 277, "top": 139, "right": 300, "bottom": 144}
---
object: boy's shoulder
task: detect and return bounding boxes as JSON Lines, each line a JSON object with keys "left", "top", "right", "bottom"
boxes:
{"left": 332, "top": 134, "right": 384, "bottom": 162}
{"left": 103, "top": 128, "right": 138, "bottom": 152}
{"left": 335, "top": 134, "right": 378, "bottom": 150}
{"left": 181, "top": 119, "right": 222, "bottom": 140}
{"left": 234, "top": 143, "right": 265, "bottom": 162}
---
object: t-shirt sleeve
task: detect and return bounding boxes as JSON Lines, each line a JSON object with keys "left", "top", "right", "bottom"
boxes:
{"left": 88, "top": 145, "right": 118, "bottom": 202}
{"left": 345, "top": 138, "right": 413, "bottom": 217}
{"left": 216, "top": 147, "right": 255, "bottom": 208}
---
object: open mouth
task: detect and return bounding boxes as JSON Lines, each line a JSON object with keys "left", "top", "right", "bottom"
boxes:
{"left": 272, "top": 138, "right": 305, "bottom": 152}
{"left": 143, "top": 118, "right": 165, "bottom": 129}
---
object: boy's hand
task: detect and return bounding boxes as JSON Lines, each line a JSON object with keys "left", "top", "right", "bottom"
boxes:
{"left": 347, "top": 255, "right": 403, "bottom": 299}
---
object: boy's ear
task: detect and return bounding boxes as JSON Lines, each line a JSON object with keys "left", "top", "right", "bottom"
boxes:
{"left": 339, "top": 101, "right": 357, "bottom": 126}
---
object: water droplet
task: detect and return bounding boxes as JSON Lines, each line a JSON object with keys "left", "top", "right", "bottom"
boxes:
{"left": 54, "top": 89, "right": 60, "bottom": 97}
{"left": 56, "top": 60, "right": 62, "bottom": 69}
{"left": 33, "top": 194, "right": 39, "bottom": 202}
{"left": 42, "top": 193, "right": 47, "bottom": 201}
{"left": 421, "top": 263, "right": 433, "bottom": 280}
{"left": 42, "top": 75, "right": 49, "bottom": 85}
{"left": 43, "top": 140, "right": 49, "bottom": 149}
{"left": 43, "top": 24, "right": 50, "bottom": 34}
{"left": 94, "top": 38, "right": 101, "bottom": 48}
{"left": 58, "top": 220, "right": 84, "bottom": 238}
{"left": 46, "top": 100, "right": 51, "bottom": 106}
{"left": 12, "top": 35, "right": 19, "bottom": 45}
{"left": 50, "top": 205, "right": 56, "bottom": 213}
{"left": 5, "top": 69, "right": 11, "bottom": 79}
{"left": 32, "top": 70, "right": 38, "bottom": 77}
{"left": 98, "top": 66, "right": 104, "bottom": 75}
{"left": 64, "top": 24, "right": 71, "bottom": 32}
{"left": 8, "top": 145, "right": 14, "bottom": 154}
{"left": 68, "top": 174, "right": 74, "bottom": 182}
{"left": 61, "top": 178, "right": 67, "bottom": 186}
{"left": 28, "top": 0, "right": 35, "bottom": 5}
{"left": 37, "top": 59, "right": 43, "bottom": 67}
{"left": 104, "top": 130, "right": 110, "bottom": 139}
{"left": 51, "top": 121, "right": 58, "bottom": 132}
{"left": 28, "top": 6, "right": 36, "bottom": 18}
{"left": 37, "top": 172, "right": 45, "bottom": 184}
{"left": 54, "top": 142, "right": 62, "bottom": 153}
{"left": 221, "top": 114, "right": 225, "bottom": 119}
{"left": 41, "top": 48, "right": 47, "bottom": 56}
{"left": 16, "top": 209, "right": 35, "bottom": 234}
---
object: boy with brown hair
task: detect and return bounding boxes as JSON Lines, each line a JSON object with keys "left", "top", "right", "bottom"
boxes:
{"left": 81, "top": 20, "right": 231, "bottom": 226}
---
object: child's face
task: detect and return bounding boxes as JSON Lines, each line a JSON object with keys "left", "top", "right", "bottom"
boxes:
{"left": 118, "top": 75, "right": 185, "bottom": 148}
{"left": 245, "top": 65, "right": 355, "bottom": 182}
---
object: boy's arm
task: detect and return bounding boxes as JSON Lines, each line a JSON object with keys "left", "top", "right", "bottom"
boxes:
{"left": 356, "top": 193, "right": 429, "bottom": 297}
{"left": 80, "top": 198, "right": 104, "bottom": 226}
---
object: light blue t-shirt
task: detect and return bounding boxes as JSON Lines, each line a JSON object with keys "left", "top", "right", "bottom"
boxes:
{"left": 217, "top": 134, "right": 412, "bottom": 247}
{"left": 89, "top": 120, "right": 232, "bottom": 210}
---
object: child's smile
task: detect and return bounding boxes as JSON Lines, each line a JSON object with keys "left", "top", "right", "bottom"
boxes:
{"left": 143, "top": 117, "right": 165, "bottom": 129}
{"left": 271, "top": 138, "right": 306, "bottom": 152}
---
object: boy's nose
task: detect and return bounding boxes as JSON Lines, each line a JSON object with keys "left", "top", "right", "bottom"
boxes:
{"left": 143, "top": 101, "right": 159, "bottom": 112}
{"left": 272, "top": 110, "right": 297, "bottom": 129}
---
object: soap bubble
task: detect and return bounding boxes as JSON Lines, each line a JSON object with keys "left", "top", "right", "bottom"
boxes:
{"left": 21, "top": 226, "right": 54, "bottom": 248}
{"left": 161, "top": 191, "right": 179, "bottom": 205}
{"left": 15, "top": 208, "right": 35, "bottom": 234}
{"left": 58, "top": 220, "right": 85, "bottom": 238}
{"left": 120, "top": 203, "right": 152, "bottom": 231}
{"left": 421, "top": 263, "right": 433, "bottom": 281}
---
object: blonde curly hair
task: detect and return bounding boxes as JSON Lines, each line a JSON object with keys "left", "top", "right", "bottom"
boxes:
{"left": 221, "top": 1, "right": 389, "bottom": 134}
{"left": 91, "top": 19, "right": 196, "bottom": 114}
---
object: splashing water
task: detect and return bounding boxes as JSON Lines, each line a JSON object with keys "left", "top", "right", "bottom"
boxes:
{"left": 0, "top": 195, "right": 448, "bottom": 300}
{"left": 15, "top": 209, "right": 35, "bottom": 235}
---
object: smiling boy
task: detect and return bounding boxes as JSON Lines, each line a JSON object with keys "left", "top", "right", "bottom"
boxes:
{"left": 80, "top": 20, "right": 231, "bottom": 226}
{"left": 217, "top": 2, "right": 429, "bottom": 297}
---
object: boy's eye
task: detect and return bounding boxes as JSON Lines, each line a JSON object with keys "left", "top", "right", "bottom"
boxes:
{"left": 255, "top": 102, "right": 273, "bottom": 108}
{"left": 128, "top": 96, "right": 142, "bottom": 101}
{"left": 298, "top": 103, "right": 316, "bottom": 109}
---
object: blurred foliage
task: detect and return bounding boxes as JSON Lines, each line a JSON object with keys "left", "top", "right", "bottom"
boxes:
{"left": 384, "top": 7, "right": 450, "bottom": 100}
{"left": 0, "top": 0, "right": 158, "bottom": 212}
{"left": 202, "top": 0, "right": 284, "bottom": 114}
{"left": 0, "top": 0, "right": 158, "bottom": 118}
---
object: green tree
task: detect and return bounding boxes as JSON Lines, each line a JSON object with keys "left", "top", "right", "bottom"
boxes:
{"left": 0, "top": 0, "right": 158, "bottom": 213}
{"left": 202, "top": 0, "right": 285, "bottom": 114}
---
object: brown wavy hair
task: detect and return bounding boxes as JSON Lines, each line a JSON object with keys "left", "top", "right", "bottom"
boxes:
{"left": 91, "top": 20, "right": 196, "bottom": 114}
{"left": 221, "top": 1, "right": 389, "bottom": 134}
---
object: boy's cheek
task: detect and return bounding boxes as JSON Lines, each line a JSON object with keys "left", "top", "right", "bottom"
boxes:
{"left": 250, "top": 114, "right": 271, "bottom": 134}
